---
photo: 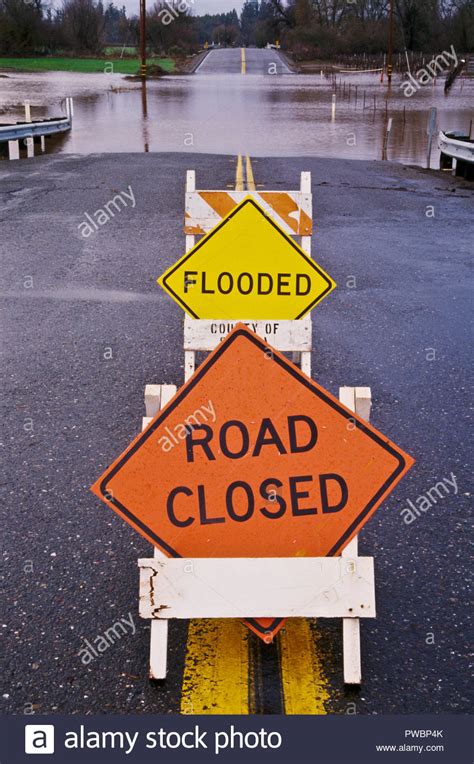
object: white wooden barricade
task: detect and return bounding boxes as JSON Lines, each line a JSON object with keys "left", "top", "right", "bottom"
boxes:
{"left": 182, "top": 170, "right": 313, "bottom": 380}
{"left": 139, "top": 171, "right": 376, "bottom": 685}
{"left": 139, "top": 384, "right": 374, "bottom": 684}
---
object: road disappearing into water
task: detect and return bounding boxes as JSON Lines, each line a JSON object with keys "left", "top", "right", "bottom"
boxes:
{"left": 195, "top": 47, "right": 292, "bottom": 75}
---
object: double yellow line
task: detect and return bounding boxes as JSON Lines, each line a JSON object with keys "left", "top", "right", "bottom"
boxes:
{"left": 179, "top": 155, "right": 330, "bottom": 716}
{"left": 235, "top": 154, "right": 256, "bottom": 192}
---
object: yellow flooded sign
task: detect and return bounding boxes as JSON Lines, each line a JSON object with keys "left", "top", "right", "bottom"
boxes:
{"left": 157, "top": 197, "right": 335, "bottom": 319}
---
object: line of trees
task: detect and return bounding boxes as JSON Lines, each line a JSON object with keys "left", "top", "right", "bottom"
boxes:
{"left": 275, "top": 0, "right": 474, "bottom": 59}
{"left": 0, "top": 0, "right": 131, "bottom": 55}
{"left": 0, "top": 0, "right": 472, "bottom": 58}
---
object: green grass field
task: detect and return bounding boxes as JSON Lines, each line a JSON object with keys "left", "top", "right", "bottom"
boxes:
{"left": 0, "top": 56, "right": 175, "bottom": 74}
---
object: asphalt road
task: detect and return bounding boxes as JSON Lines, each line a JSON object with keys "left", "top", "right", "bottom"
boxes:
{"left": 196, "top": 47, "right": 292, "bottom": 75}
{"left": 1, "top": 150, "right": 472, "bottom": 716}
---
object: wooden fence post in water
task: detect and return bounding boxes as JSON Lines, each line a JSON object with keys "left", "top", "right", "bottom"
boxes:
{"left": 383, "top": 117, "right": 393, "bottom": 160}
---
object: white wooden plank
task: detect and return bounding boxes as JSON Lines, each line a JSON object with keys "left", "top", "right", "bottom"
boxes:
{"left": 300, "top": 351, "right": 312, "bottom": 378}
{"left": 343, "top": 619, "right": 362, "bottom": 684}
{"left": 142, "top": 386, "right": 177, "bottom": 680}
{"left": 138, "top": 557, "right": 375, "bottom": 620}
{"left": 355, "top": 386, "right": 372, "bottom": 423}
{"left": 300, "top": 172, "right": 312, "bottom": 255}
{"left": 144, "top": 384, "right": 176, "bottom": 418}
{"left": 183, "top": 316, "right": 312, "bottom": 352}
{"left": 339, "top": 384, "right": 373, "bottom": 685}
{"left": 186, "top": 169, "right": 196, "bottom": 193}
{"left": 301, "top": 235, "right": 311, "bottom": 256}
{"left": 160, "top": 384, "right": 176, "bottom": 407}
{"left": 300, "top": 171, "right": 311, "bottom": 193}
{"left": 185, "top": 171, "right": 196, "bottom": 251}
{"left": 149, "top": 620, "right": 168, "bottom": 680}
{"left": 339, "top": 386, "right": 356, "bottom": 412}
{"left": 184, "top": 350, "right": 195, "bottom": 382}
{"left": 144, "top": 385, "right": 161, "bottom": 418}
{"left": 8, "top": 140, "right": 19, "bottom": 160}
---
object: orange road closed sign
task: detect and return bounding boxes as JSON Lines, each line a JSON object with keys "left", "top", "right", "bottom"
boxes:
{"left": 91, "top": 325, "right": 414, "bottom": 639}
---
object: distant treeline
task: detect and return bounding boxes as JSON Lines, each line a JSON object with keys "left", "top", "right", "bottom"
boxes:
{"left": 0, "top": 0, "right": 472, "bottom": 59}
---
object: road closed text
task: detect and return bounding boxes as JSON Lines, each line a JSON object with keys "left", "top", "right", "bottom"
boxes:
{"left": 165, "top": 414, "right": 348, "bottom": 527}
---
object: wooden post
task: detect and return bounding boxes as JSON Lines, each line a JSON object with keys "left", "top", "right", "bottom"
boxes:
{"left": 426, "top": 107, "right": 437, "bottom": 170}
{"left": 339, "top": 386, "right": 372, "bottom": 684}
{"left": 139, "top": 0, "right": 147, "bottom": 78}
{"left": 8, "top": 140, "right": 19, "bottom": 160}
{"left": 383, "top": 117, "right": 393, "bottom": 159}
{"left": 184, "top": 168, "right": 197, "bottom": 383}
{"left": 145, "top": 384, "right": 177, "bottom": 679}
{"left": 300, "top": 171, "right": 312, "bottom": 378}
{"left": 24, "top": 100, "right": 31, "bottom": 123}
{"left": 387, "top": 0, "right": 394, "bottom": 83}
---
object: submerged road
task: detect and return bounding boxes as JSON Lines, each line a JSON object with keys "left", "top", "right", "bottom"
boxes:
{"left": 1, "top": 150, "right": 472, "bottom": 717}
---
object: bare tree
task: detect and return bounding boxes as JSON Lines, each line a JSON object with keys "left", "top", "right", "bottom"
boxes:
{"left": 62, "top": 0, "right": 104, "bottom": 53}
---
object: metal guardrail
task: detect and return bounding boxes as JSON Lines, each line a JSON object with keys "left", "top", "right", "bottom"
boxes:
{"left": 438, "top": 130, "right": 474, "bottom": 164}
{"left": 1, "top": 97, "right": 73, "bottom": 159}
{"left": 0, "top": 115, "right": 71, "bottom": 143}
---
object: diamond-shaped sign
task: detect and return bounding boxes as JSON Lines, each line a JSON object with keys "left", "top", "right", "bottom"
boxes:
{"left": 157, "top": 197, "right": 335, "bottom": 319}
{"left": 91, "top": 325, "right": 414, "bottom": 641}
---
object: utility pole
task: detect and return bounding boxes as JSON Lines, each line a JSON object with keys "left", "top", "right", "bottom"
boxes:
{"left": 140, "top": 0, "right": 147, "bottom": 78}
{"left": 387, "top": 0, "right": 394, "bottom": 84}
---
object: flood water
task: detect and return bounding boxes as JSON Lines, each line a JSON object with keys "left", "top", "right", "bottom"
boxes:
{"left": 1, "top": 68, "right": 473, "bottom": 165}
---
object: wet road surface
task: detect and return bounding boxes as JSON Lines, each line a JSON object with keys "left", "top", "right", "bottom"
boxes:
{"left": 1, "top": 150, "right": 472, "bottom": 715}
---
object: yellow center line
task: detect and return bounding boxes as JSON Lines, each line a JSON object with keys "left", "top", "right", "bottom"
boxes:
{"left": 278, "top": 619, "right": 330, "bottom": 714}
{"left": 246, "top": 155, "right": 256, "bottom": 191}
{"left": 181, "top": 619, "right": 251, "bottom": 714}
{"left": 235, "top": 154, "right": 244, "bottom": 191}
{"left": 241, "top": 47, "right": 246, "bottom": 75}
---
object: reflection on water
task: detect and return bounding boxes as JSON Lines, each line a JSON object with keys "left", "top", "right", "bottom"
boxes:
{"left": 0, "top": 69, "right": 473, "bottom": 165}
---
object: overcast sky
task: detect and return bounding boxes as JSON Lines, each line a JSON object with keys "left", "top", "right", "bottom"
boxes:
{"left": 122, "top": 0, "right": 244, "bottom": 15}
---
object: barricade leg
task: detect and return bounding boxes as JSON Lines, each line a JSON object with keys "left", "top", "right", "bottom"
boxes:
{"left": 339, "top": 386, "right": 372, "bottom": 684}
{"left": 143, "top": 383, "right": 177, "bottom": 679}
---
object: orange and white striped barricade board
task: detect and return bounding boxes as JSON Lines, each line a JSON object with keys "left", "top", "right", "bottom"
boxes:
{"left": 182, "top": 169, "right": 314, "bottom": 379}
{"left": 140, "top": 382, "right": 374, "bottom": 686}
